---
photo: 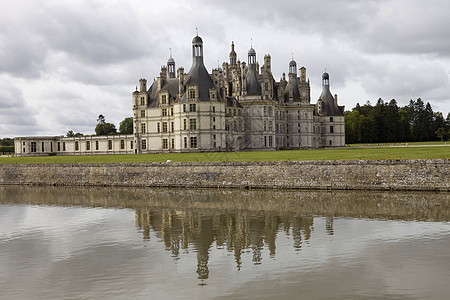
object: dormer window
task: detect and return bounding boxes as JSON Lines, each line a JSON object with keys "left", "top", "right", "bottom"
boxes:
{"left": 140, "top": 97, "right": 145, "bottom": 106}
{"left": 189, "top": 90, "right": 196, "bottom": 99}
{"left": 161, "top": 95, "right": 167, "bottom": 104}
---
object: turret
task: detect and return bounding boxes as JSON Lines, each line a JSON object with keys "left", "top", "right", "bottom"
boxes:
{"left": 139, "top": 78, "right": 147, "bottom": 92}
{"left": 245, "top": 46, "right": 261, "bottom": 96}
{"left": 167, "top": 52, "right": 175, "bottom": 79}
{"left": 229, "top": 41, "right": 237, "bottom": 66}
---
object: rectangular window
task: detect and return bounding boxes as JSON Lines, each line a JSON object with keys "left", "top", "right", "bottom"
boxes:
{"left": 190, "top": 137, "right": 197, "bottom": 148}
{"left": 213, "top": 116, "right": 215, "bottom": 122}
{"left": 86, "top": 141, "right": 90, "bottom": 151}
{"left": 171, "top": 122, "right": 174, "bottom": 132}
{"left": 163, "top": 139, "right": 168, "bottom": 149}
{"left": 264, "top": 136, "right": 267, "bottom": 147}
{"left": 264, "top": 106, "right": 267, "bottom": 116}
{"left": 31, "top": 142, "right": 37, "bottom": 152}
{"left": 212, "top": 106, "right": 215, "bottom": 113}
{"left": 330, "top": 117, "right": 334, "bottom": 122}
{"left": 130, "top": 141, "right": 134, "bottom": 149}
{"left": 171, "top": 138, "right": 175, "bottom": 149}
{"left": 269, "top": 136, "right": 273, "bottom": 147}
{"left": 161, "top": 95, "right": 167, "bottom": 104}
{"left": 190, "top": 119, "right": 197, "bottom": 130}
{"left": 140, "top": 97, "right": 145, "bottom": 106}
{"left": 189, "top": 103, "right": 196, "bottom": 112}
{"left": 183, "top": 104, "right": 186, "bottom": 112}
{"left": 184, "top": 137, "right": 187, "bottom": 148}
{"left": 95, "top": 141, "right": 99, "bottom": 150}
{"left": 329, "top": 140, "right": 332, "bottom": 146}
{"left": 120, "top": 140, "right": 125, "bottom": 150}
{"left": 171, "top": 107, "right": 174, "bottom": 116}
{"left": 57, "top": 142, "right": 61, "bottom": 151}
{"left": 163, "top": 122, "right": 168, "bottom": 133}
{"left": 268, "top": 106, "right": 272, "bottom": 116}
{"left": 183, "top": 119, "right": 187, "bottom": 130}
{"left": 269, "top": 121, "right": 273, "bottom": 131}
{"left": 162, "top": 108, "right": 167, "bottom": 116}
{"left": 264, "top": 121, "right": 267, "bottom": 131}
{"left": 141, "top": 110, "right": 145, "bottom": 117}
{"left": 108, "top": 140, "right": 112, "bottom": 150}
{"left": 157, "top": 123, "right": 160, "bottom": 133}
{"left": 330, "top": 125, "right": 334, "bottom": 133}
{"left": 63, "top": 142, "right": 66, "bottom": 151}
{"left": 189, "top": 90, "right": 196, "bottom": 99}
{"left": 75, "top": 141, "right": 79, "bottom": 151}
{"left": 142, "top": 139, "right": 147, "bottom": 150}
{"left": 141, "top": 123, "right": 146, "bottom": 133}
{"left": 42, "top": 142, "right": 45, "bottom": 152}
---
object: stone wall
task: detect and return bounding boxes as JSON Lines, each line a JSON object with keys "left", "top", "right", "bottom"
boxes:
{"left": 0, "top": 159, "right": 448, "bottom": 191}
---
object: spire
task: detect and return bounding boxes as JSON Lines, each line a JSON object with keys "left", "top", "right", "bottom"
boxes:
{"left": 167, "top": 48, "right": 175, "bottom": 79}
{"left": 229, "top": 41, "right": 237, "bottom": 66}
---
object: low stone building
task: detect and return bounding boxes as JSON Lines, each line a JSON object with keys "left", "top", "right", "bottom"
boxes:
{"left": 15, "top": 34, "right": 345, "bottom": 156}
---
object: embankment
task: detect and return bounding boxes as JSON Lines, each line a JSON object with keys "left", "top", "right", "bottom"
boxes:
{"left": 0, "top": 159, "right": 448, "bottom": 191}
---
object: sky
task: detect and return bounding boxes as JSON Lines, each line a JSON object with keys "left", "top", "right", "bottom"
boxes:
{"left": 1, "top": 0, "right": 449, "bottom": 138}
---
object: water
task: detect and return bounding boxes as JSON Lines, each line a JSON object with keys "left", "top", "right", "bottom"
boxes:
{"left": 0, "top": 186, "right": 448, "bottom": 299}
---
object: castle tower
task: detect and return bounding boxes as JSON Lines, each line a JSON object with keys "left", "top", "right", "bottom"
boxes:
{"left": 245, "top": 46, "right": 261, "bottom": 96}
{"left": 284, "top": 59, "right": 300, "bottom": 102}
{"left": 167, "top": 51, "right": 176, "bottom": 79}
{"left": 229, "top": 41, "right": 237, "bottom": 66}
{"left": 316, "top": 72, "right": 343, "bottom": 116}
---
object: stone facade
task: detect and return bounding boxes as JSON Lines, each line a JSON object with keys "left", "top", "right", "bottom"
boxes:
{"left": 14, "top": 34, "right": 344, "bottom": 156}
{"left": 0, "top": 160, "right": 448, "bottom": 191}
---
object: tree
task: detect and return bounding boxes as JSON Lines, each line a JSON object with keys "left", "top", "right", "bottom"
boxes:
{"left": 95, "top": 123, "right": 117, "bottom": 135}
{"left": 97, "top": 114, "right": 106, "bottom": 124}
{"left": 119, "top": 117, "right": 133, "bottom": 134}
{"left": 435, "top": 127, "right": 448, "bottom": 142}
{"left": 66, "top": 130, "right": 83, "bottom": 137}
{"left": 0, "top": 138, "right": 14, "bottom": 146}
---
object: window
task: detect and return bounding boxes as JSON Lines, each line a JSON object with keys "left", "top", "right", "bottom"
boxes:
{"left": 157, "top": 123, "right": 160, "bottom": 133}
{"left": 120, "top": 140, "right": 125, "bottom": 150}
{"left": 141, "top": 123, "right": 146, "bottom": 133}
{"left": 330, "top": 117, "right": 334, "bottom": 122}
{"left": 31, "top": 142, "right": 37, "bottom": 152}
{"left": 213, "top": 116, "right": 215, "bottom": 122}
{"left": 170, "top": 122, "right": 173, "bottom": 132}
{"left": 265, "top": 82, "right": 269, "bottom": 91}
{"left": 42, "top": 142, "right": 45, "bottom": 152}
{"left": 57, "top": 142, "right": 61, "bottom": 151}
{"left": 212, "top": 106, "right": 215, "bottom": 113}
{"left": 75, "top": 141, "right": 79, "bottom": 151}
{"left": 189, "top": 103, "right": 196, "bottom": 112}
{"left": 142, "top": 139, "right": 147, "bottom": 150}
{"left": 86, "top": 141, "right": 90, "bottom": 151}
{"left": 264, "top": 121, "right": 267, "bottom": 131}
{"left": 95, "top": 141, "right": 99, "bottom": 150}
{"left": 140, "top": 97, "right": 145, "bottom": 106}
{"left": 141, "top": 110, "right": 145, "bottom": 117}
{"left": 213, "top": 125, "right": 216, "bottom": 129}
{"left": 190, "top": 119, "right": 197, "bottom": 130}
{"left": 130, "top": 141, "right": 134, "bottom": 149}
{"left": 171, "top": 138, "right": 175, "bottom": 149}
{"left": 329, "top": 140, "right": 332, "bottom": 146}
{"left": 63, "top": 142, "right": 66, "bottom": 151}
{"left": 171, "top": 107, "right": 174, "bottom": 116}
{"left": 233, "top": 109, "right": 236, "bottom": 116}
{"left": 330, "top": 125, "right": 334, "bottom": 133}
{"left": 108, "top": 140, "right": 112, "bottom": 150}
{"left": 226, "top": 124, "right": 230, "bottom": 131}
{"left": 263, "top": 106, "right": 267, "bottom": 116}
{"left": 189, "top": 90, "right": 196, "bottom": 99}
{"left": 183, "top": 119, "right": 187, "bottom": 130}
{"left": 183, "top": 104, "right": 186, "bottom": 112}
{"left": 184, "top": 137, "right": 187, "bottom": 148}
{"left": 162, "top": 108, "right": 167, "bottom": 116}
{"left": 269, "top": 136, "right": 273, "bottom": 147}
{"left": 268, "top": 106, "right": 272, "bottom": 116}
{"left": 264, "top": 136, "right": 267, "bottom": 147}
{"left": 161, "top": 95, "right": 167, "bottom": 104}
{"left": 190, "top": 137, "right": 197, "bottom": 148}
{"left": 268, "top": 121, "right": 273, "bottom": 131}
{"left": 213, "top": 134, "right": 216, "bottom": 140}
{"left": 163, "top": 122, "right": 168, "bottom": 133}
{"left": 163, "top": 139, "right": 168, "bottom": 149}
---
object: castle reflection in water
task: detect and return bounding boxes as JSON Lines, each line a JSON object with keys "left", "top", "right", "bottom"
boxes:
{"left": 0, "top": 186, "right": 447, "bottom": 281}
{"left": 135, "top": 208, "right": 324, "bottom": 279}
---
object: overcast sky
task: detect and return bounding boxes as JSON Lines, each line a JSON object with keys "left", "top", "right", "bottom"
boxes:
{"left": 1, "top": 0, "right": 449, "bottom": 138}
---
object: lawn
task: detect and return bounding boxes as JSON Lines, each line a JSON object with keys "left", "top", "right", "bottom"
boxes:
{"left": 0, "top": 145, "right": 448, "bottom": 164}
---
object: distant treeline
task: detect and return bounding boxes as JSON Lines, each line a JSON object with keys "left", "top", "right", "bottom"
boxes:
{"left": 345, "top": 98, "right": 450, "bottom": 144}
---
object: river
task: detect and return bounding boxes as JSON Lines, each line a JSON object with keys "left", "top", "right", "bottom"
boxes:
{"left": 0, "top": 186, "right": 448, "bottom": 299}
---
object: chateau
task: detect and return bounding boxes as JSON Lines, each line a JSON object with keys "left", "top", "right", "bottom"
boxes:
{"left": 14, "top": 35, "right": 345, "bottom": 156}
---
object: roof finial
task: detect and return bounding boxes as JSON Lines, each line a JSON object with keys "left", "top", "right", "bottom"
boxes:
{"left": 251, "top": 37, "right": 253, "bottom": 48}
{"left": 292, "top": 53, "right": 294, "bottom": 60}
{"left": 196, "top": 27, "right": 198, "bottom": 36}
{"left": 169, "top": 47, "right": 172, "bottom": 58}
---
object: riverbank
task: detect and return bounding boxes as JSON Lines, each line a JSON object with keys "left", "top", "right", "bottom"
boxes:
{"left": 0, "top": 159, "right": 448, "bottom": 191}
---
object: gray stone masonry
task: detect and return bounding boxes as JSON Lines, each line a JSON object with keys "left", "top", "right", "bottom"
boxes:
{"left": 0, "top": 159, "right": 448, "bottom": 191}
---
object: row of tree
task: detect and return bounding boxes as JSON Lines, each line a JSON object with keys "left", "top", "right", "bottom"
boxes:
{"left": 345, "top": 98, "right": 450, "bottom": 144}
{"left": 66, "top": 115, "right": 133, "bottom": 137}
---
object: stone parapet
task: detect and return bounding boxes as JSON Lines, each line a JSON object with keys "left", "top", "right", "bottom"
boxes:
{"left": 0, "top": 159, "right": 448, "bottom": 191}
